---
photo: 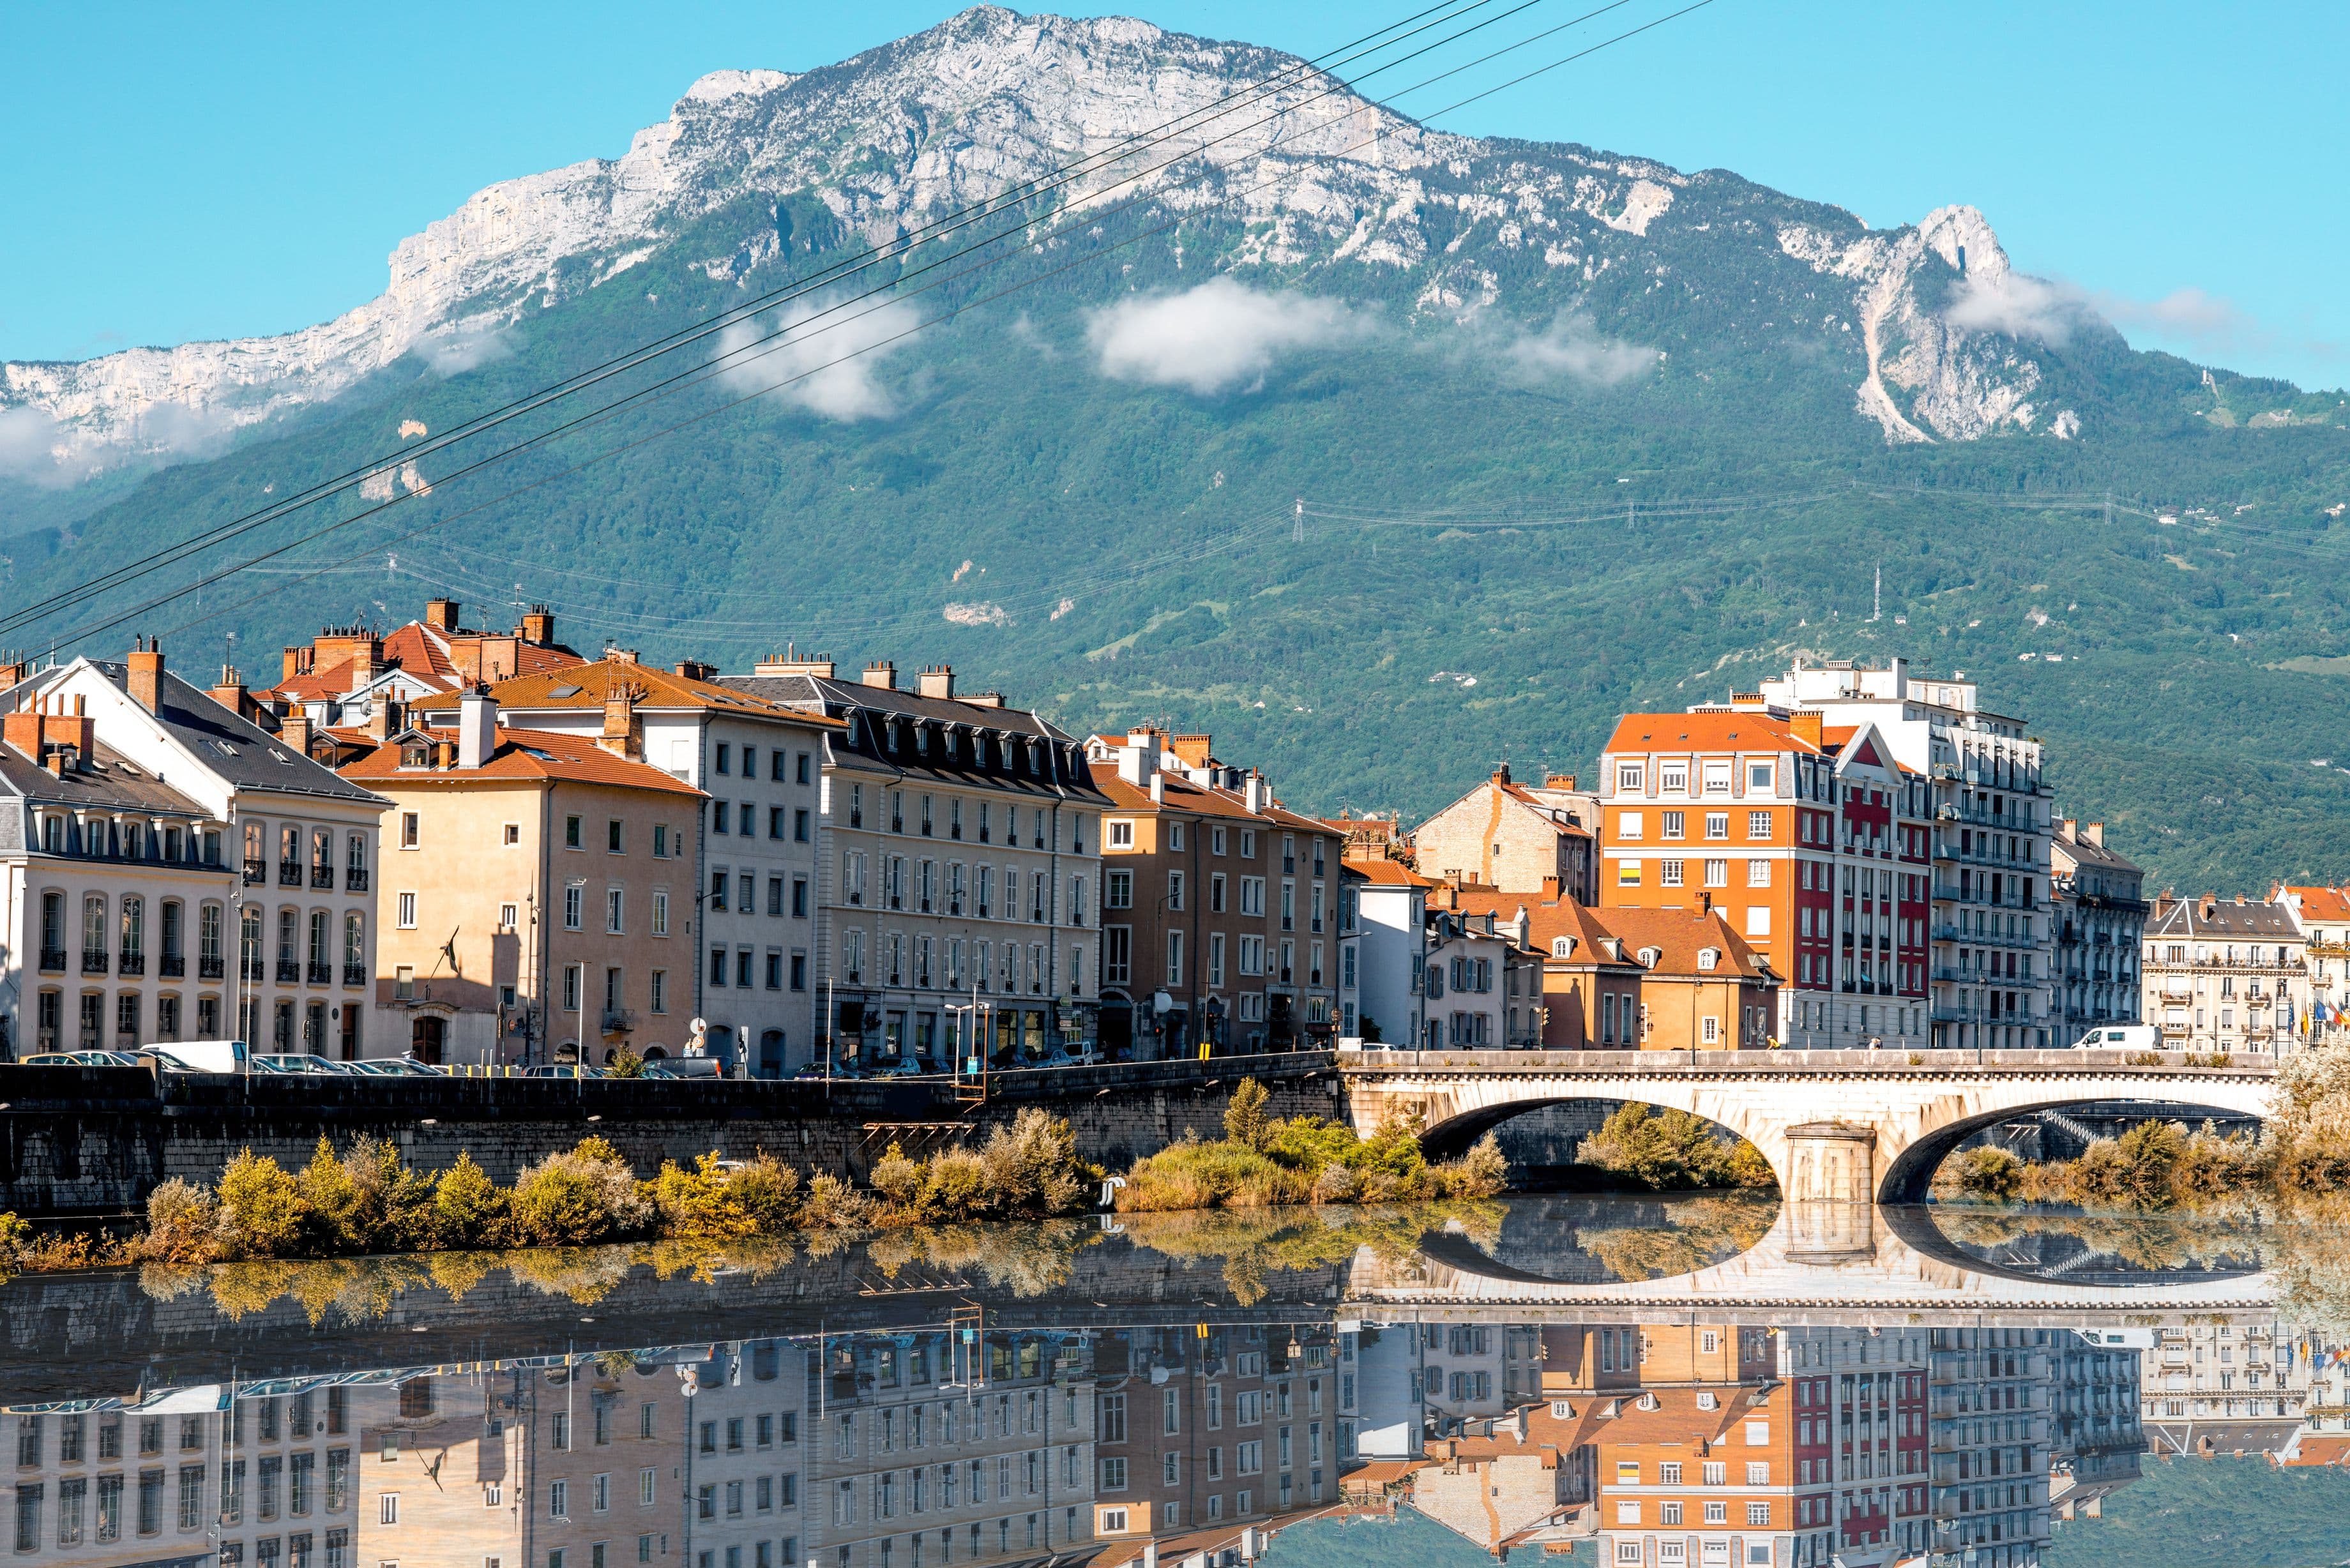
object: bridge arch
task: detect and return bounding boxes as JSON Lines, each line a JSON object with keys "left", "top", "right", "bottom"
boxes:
{"left": 1876, "top": 1096, "right": 2271, "bottom": 1203}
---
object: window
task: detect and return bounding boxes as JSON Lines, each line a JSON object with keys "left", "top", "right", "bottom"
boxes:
{"left": 397, "top": 892, "right": 416, "bottom": 929}
{"left": 400, "top": 813, "right": 420, "bottom": 849}
{"left": 1616, "top": 763, "right": 1644, "bottom": 792}
{"left": 608, "top": 820, "right": 624, "bottom": 853}
{"left": 1746, "top": 1502, "right": 1770, "bottom": 1527}
{"left": 1705, "top": 812, "right": 1729, "bottom": 840}
{"left": 565, "top": 885, "right": 584, "bottom": 930}
{"left": 1109, "top": 820, "right": 1135, "bottom": 849}
{"left": 1098, "top": 1457, "right": 1127, "bottom": 1492}
{"left": 1662, "top": 810, "right": 1685, "bottom": 840}
{"left": 1704, "top": 859, "right": 1729, "bottom": 887}
{"left": 380, "top": 1496, "right": 399, "bottom": 1526}
{"left": 1747, "top": 810, "right": 1771, "bottom": 839}
{"left": 652, "top": 891, "right": 669, "bottom": 937}
{"left": 1660, "top": 860, "right": 1683, "bottom": 887}
{"left": 607, "top": 890, "right": 625, "bottom": 934}
{"left": 1747, "top": 857, "right": 1771, "bottom": 887}
{"left": 565, "top": 816, "right": 582, "bottom": 849}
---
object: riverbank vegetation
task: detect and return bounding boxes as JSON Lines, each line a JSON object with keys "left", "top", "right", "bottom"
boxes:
{"left": 1570, "top": 1103, "right": 1777, "bottom": 1192}
{"left": 1112, "top": 1078, "right": 1508, "bottom": 1210}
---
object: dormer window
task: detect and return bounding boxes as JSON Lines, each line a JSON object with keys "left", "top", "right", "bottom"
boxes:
{"left": 1551, "top": 937, "right": 1575, "bottom": 958}
{"left": 1697, "top": 947, "right": 1720, "bottom": 971}
{"left": 401, "top": 743, "right": 430, "bottom": 769}
{"left": 1637, "top": 946, "right": 1661, "bottom": 968}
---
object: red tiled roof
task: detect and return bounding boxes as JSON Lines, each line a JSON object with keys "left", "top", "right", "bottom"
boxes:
{"left": 1089, "top": 763, "right": 1334, "bottom": 836}
{"left": 1350, "top": 857, "right": 1437, "bottom": 888}
{"left": 262, "top": 620, "right": 586, "bottom": 702}
{"left": 1603, "top": 712, "right": 1820, "bottom": 755}
{"left": 410, "top": 658, "right": 842, "bottom": 725}
{"left": 338, "top": 727, "right": 707, "bottom": 795}
{"left": 2283, "top": 885, "right": 2350, "bottom": 923}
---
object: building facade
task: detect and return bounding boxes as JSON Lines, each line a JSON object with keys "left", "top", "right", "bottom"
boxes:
{"left": 410, "top": 656, "right": 836, "bottom": 1074}
{"left": 1409, "top": 765, "right": 1597, "bottom": 905}
{"left": 342, "top": 694, "right": 708, "bottom": 1065}
{"left": 2049, "top": 819, "right": 2147, "bottom": 1046}
{"left": 2273, "top": 884, "right": 2350, "bottom": 1042}
{"left": 1081, "top": 731, "right": 1344, "bottom": 1058}
{"left": 2, "top": 647, "right": 388, "bottom": 1059}
{"left": 724, "top": 659, "right": 1105, "bottom": 1067}
{"left": 2140, "top": 893, "right": 2307, "bottom": 1057}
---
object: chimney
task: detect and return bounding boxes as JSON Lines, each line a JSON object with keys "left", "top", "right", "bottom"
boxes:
{"left": 1493, "top": 760, "right": 1512, "bottom": 786}
{"left": 425, "top": 598, "right": 460, "bottom": 633}
{"left": 434, "top": 738, "right": 457, "bottom": 769}
{"left": 2084, "top": 821, "right": 2105, "bottom": 847}
{"left": 962, "top": 690, "right": 1005, "bottom": 708}
{"left": 1169, "top": 733, "right": 1212, "bottom": 769}
{"left": 1541, "top": 875, "right": 1561, "bottom": 904}
{"left": 280, "top": 711, "right": 314, "bottom": 758}
{"left": 127, "top": 638, "right": 165, "bottom": 714}
{"left": 600, "top": 685, "right": 642, "bottom": 760}
{"left": 1789, "top": 711, "right": 1824, "bottom": 750}
{"left": 604, "top": 647, "right": 640, "bottom": 665}
{"left": 862, "top": 660, "right": 898, "bottom": 690}
{"left": 753, "top": 645, "right": 838, "bottom": 679}
{"left": 366, "top": 696, "right": 404, "bottom": 742}
{"left": 1117, "top": 740, "right": 1156, "bottom": 789}
{"left": 517, "top": 605, "right": 554, "bottom": 645}
{"left": 0, "top": 660, "right": 27, "bottom": 690}
{"left": 1244, "top": 773, "right": 1266, "bottom": 814}
{"left": 458, "top": 688, "right": 497, "bottom": 769}
{"left": 2, "top": 707, "right": 42, "bottom": 760}
{"left": 281, "top": 645, "right": 312, "bottom": 683}
{"left": 1149, "top": 771, "right": 1166, "bottom": 805}
{"left": 675, "top": 659, "right": 716, "bottom": 682}
{"left": 1544, "top": 772, "right": 1578, "bottom": 790}
{"left": 1512, "top": 904, "right": 1531, "bottom": 948}
{"left": 918, "top": 665, "right": 955, "bottom": 700}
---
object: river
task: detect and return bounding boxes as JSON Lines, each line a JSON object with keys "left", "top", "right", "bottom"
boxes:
{"left": 0, "top": 1198, "right": 2337, "bottom": 1568}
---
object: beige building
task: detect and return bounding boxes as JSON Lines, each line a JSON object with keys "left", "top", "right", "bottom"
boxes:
{"left": 2273, "top": 884, "right": 2350, "bottom": 1042}
{"left": 342, "top": 691, "right": 706, "bottom": 1064}
{"left": 2140, "top": 893, "right": 2307, "bottom": 1058}
{"left": 1409, "top": 764, "right": 1597, "bottom": 905}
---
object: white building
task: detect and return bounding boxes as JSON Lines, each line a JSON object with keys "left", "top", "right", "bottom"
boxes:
{"left": 1347, "top": 860, "right": 1434, "bottom": 1050}
{"left": 1, "top": 647, "right": 389, "bottom": 1058}
{"left": 1745, "top": 658, "right": 2057, "bottom": 1050}
{"left": 725, "top": 658, "right": 1106, "bottom": 1067}
{"left": 2139, "top": 893, "right": 2306, "bottom": 1059}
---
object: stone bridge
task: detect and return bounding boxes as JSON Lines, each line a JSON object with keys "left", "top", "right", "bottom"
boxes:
{"left": 1340, "top": 1047, "right": 2279, "bottom": 1203}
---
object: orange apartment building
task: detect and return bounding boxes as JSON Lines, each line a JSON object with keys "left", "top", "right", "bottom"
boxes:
{"left": 1597, "top": 710, "right": 1930, "bottom": 1051}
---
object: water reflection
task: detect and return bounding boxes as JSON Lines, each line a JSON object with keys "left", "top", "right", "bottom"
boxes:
{"left": 2, "top": 1200, "right": 2346, "bottom": 1568}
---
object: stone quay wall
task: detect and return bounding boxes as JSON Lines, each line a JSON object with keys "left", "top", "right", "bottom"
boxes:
{"left": 0, "top": 1053, "right": 1341, "bottom": 1217}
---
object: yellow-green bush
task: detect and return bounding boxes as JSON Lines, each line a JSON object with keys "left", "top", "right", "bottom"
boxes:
{"left": 216, "top": 1149, "right": 306, "bottom": 1258}
{"left": 1573, "top": 1104, "right": 1777, "bottom": 1193}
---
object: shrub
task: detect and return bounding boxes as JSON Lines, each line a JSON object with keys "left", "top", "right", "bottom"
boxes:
{"left": 297, "top": 1137, "right": 365, "bottom": 1253}
{"left": 653, "top": 1152, "right": 803, "bottom": 1240}
{"left": 607, "top": 1047, "right": 647, "bottom": 1079}
{"left": 918, "top": 1148, "right": 992, "bottom": 1221}
{"left": 722, "top": 1155, "right": 801, "bottom": 1235}
{"left": 2125, "top": 1051, "right": 2166, "bottom": 1066}
{"left": 344, "top": 1136, "right": 438, "bottom": 1252}
{"left": 509, "top": 1138, "right": 651, "bottom": 1246}
{"left": 1434, "top": 1133, "right": 1509, "bottom": 1198}
{"left": 1948, "top": 1146, "right": 2025, "bottom": 1200}
{"left": 1575, "top": 1104, "right": 1772, "bottom": 1192}
{"left": 798, "top": 1173, "right": 874, "bottom": 1230}
{"left": 1310, "top": 1161, "right": 1360, "bottom": 1204}
{"left": 432, "top": 1154, "right": 508, "bottom": 1248}
{"left": 1261, "top": 1117, "right": 1360, "bottom": 1175}
{"left": 1224, "top": 1079, "right": 1272, "bottom": 1151}
{"left": 978, "top": 1110, "right": 1087, "bottom": 1216}
{"left": 216, "top": 1150, "right": 306, "bottom": 1258}
{"left": 869, "top": 1143, "right": 926, "bottom": 1211}
{"left": 139, "top": 1180, "right": 222, "bottom": 1265}
{"left": 0, "top": 1212, "right": 29, "bottom": 1265}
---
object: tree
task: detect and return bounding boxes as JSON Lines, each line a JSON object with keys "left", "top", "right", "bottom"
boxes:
{"left": 1225, "top": 1078, "right": 1271, "bottom": 1150}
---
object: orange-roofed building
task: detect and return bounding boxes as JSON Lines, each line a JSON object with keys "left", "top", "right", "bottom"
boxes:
{"left": 260, "top": 597, "right": 584, "bottom": 760}
{"left": 1080, "top": 727, "right": 1344, "bottom": 1056}
{"left": 340, "top": 691, "right": 706, "bottom": 1066}
{"left": 2273, "top": 882, "right": 2350, "bottom": 1041}
{"left": 1411, "top": 763, "right": 1600, "bottom": 904}
{"left": 1444, "top": 890, "right": 1778, "bottom": 1050}
{"left": 1597, "top": 707, "right": 1928, "bottom": 1050}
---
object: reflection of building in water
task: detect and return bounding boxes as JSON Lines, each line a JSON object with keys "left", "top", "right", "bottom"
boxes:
{"left": 803, "top": 1329, "right": 1096, "bottom": 1568}
{"left": 1774, "top": 1327, "right": 1930, "bottom": 1567}
{"left": 2045, "top": 1332, "right": 2143, "bottom": 1520}
{"left": 1088, "top": 1325, "right": 1342, "bottom": 1539}
{"left": 8, "top": 1383, "right": 365, "bottom": 1568}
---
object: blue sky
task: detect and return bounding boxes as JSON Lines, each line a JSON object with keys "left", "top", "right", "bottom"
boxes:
{"left": 1, "top": 1, "right": 2342, "bottom": 388}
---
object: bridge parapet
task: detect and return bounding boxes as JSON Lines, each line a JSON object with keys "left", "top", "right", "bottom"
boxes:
{"left": 1338, "top": 1045, "right": 2278, "bottom": 1078}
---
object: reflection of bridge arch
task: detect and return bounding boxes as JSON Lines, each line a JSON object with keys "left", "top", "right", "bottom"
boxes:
{"left": 1342, "top": 1048, "right": 2278, "bottom": 1205}
{"left": 1874, "top": 1097, "right": 2268, "bottom": 1202}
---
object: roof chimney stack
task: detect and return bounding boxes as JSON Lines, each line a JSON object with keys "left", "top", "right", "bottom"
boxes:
{"left": 1789, "top": 711, "right": 1824, "bottom": 750}
{"left": 425, "top": 598, "right": 460, "bottom": 633}
{"left": 862, "top": 660, "right": 898, "bottom": 690}
{"left": 2083, "top": 822, "right": 2104, "bottom": 847}
{"left": 459, "top": 686, "right": 497, "bottom": 769}
{"left": 517, "top": 605, "right": 554, "bottom": 645}
{"left": 918, "top": 665, "right": 954, "bottom": 700}
{"left": 1244, "top": 773, "right": 1266, "bottom": 815}
{"left": 600, "top": 684, "right": 642, "bottom": 761}
{"left": 127, "top": 638, "right": 165, "bottom": 714}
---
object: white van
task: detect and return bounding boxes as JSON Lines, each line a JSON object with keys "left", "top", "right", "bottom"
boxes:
{"left": 2075, "top": 1025, "right": 2157, "bottom": 1050}
{"left": 138, "top": 1040, "right": 250, "bottom": 1074}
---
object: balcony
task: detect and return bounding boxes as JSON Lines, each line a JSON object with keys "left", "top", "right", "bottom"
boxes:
{"left": 278, "top": 860, "right": 301, "bottom": 887}
{"left": 310, "top": 865, "right": 335, "bottom": 890}
{"left": 80, "top": 950, "right": 108, "bottom": 976}
{"left": 307, "top": 961, "right": 332, "bottom": 986}
{"left": 38, "top": 947, "right": 66, "bottom": 974}
{"left": 600, "top": 1008, "right": 636, "bottom": 1034}
{"left": 343, "top": 962, "right": 368, "bottom": 987}
{"left": 159, "top": 954, "right": 185, "bottom": 979}
{"left": 345, "top": 868, "right": 370, "bottom": 893}
{"left": 276, "top": 958, "right": 301, "bottom": 984}
{"left": 199, "top": 956, "right": 226, "bottom": 981}
{"left": 243, "top": 857, "right": 266, "bottom": 886}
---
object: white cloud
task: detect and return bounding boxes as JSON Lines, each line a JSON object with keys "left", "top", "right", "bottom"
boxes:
{"left": 419, "top": 324, "right": 513, "bottom": 377}
{"left": 1500, "top": 313, "right": 1658, "bottom": 387}
{"left": 0, "top": 407, "right": 77, "bottom": 487}
{"left": 712, "top": 294, "right": 923, "bottom": 420}
{"left": 1085, "top": 278, "right": 1372, "bottom": 395}
{"left": 1942, "top": 273, "right": 2098, "bottom": 345}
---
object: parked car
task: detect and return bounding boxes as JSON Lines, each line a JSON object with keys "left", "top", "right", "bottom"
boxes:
{"left": 138, "top": 1039, "right": 248, "bottom": 1074}
{"left": 641, "top": 1057, "right": 721, "bottom": 1079}
{"left": 522, "top": 1064, "right": 606, "bottom": 1079}
{"left": 348, "top": 1057, "right": 445, "bottom": 1077}
{"left": 252, "top": 1054, "right": 353, "bottom": 1075}
{"left": 20, "top": 1050, "right": 141, "bottom": 1067}
{"left": 870, "top": 1053, "right": 943, "bottom": 1078}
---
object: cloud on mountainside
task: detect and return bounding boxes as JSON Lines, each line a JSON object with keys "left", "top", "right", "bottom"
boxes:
{"left": 713, "top": 294, "right": 925, "bottom": 420}
{"left": 0, "top": 407, "right": 77, "bottom": 487}
{"left": 1946, "top": 273, "right": 2341, "bottom": 366}
{"left": 419, "top": 324, "right": 513, "bottom": 377}
{"left": 1498, "top": 312, "right": 1660, "bottom": 387}
{"left": 1085, "top": 277, "right": 1374, "bottom": 395}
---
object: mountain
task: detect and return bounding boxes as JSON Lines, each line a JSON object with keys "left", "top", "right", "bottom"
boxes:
{"left": 5, "top": 6, "right": 2350, "bottom": 889}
